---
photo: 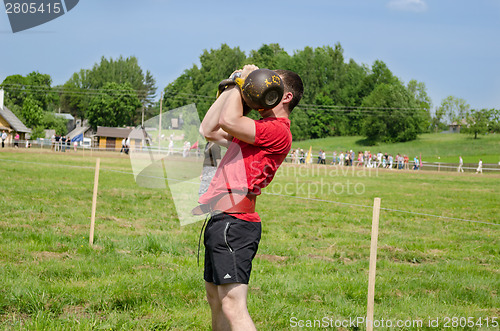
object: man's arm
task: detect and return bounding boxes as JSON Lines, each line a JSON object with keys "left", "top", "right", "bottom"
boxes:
{"left": 199, "top": 89, "right": 235, "bottom": 148}
{"left": 218, "top": 87, "right": 256, "bottom": 145}
{"left": 217, "top": 64, "right": 260, "bottom": 145}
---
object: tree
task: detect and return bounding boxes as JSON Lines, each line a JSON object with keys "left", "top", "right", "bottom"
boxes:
{"left": 1, "top": 72, "right": 53, "bottom": 111}
{"left": 20, "top": 97, "right": 44, "bottom": 128}
{"left": 465, "top": 109, "right": 491, "bottom": 139}
{"left": 361, "top": 83, "right": 425, "bottom": 144}
{"left": 60, "top": 69, "right": 93, "bottom": 120}
{"left": 489, "top": 109, "right": 500, "bottom": 133}
{"left": 163, "top": 44, "right": 246, "bottom": 120}
{"left": 407, "top": 79, "right": 432, "bottom": 132}
{"left": 61, "top": 56, "right": 157, "bottom": 124}
{"left": 86, "top": 82, "right": 142, "bottom": 130}
{"left": 437, "top": 96, "right": 470, "bottom": 126}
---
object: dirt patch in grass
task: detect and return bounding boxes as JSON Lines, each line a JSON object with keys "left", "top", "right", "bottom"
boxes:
{"left": 256, "top": 254, "right": 288, "bottom": 263}
{"left": 61, "top": 304, "right": 92, "bottom": 320}
{"left": 33, "top": 251, "right": 71, "bottom": 260}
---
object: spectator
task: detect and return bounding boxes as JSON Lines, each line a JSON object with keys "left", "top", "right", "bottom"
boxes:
{"left": 320, "top": 150, "right": 326, "bottom": 164}
{"left": 413, "top": 156, "right": 419, "bottom": 170}
{"left": 54, "top": 134, "right": 60, "bottom": 151}
{"left": 125, "top": 138, "right": 130, "bottom": 155}
{"left": 397, "top": 154, "right": 404, "bottom": 169}
{"left": 404, "top": 155, "right": 409, "bottom": 170}
{"left": 476, "top": 159, "right": 483, "bottom": 174}
{"left": 167, "top": 138, "right": 174, "bottom": 156}
{"left": 61, "top": 135, "right": 67, "bottom": 152}
{"left": 120, "top": 138, "right": 126, "bottom": 153}
{"left": 1, "top": 130, "right": 7, "bottom": 148}
{"left": 377, "top": 152, "right": 383, "bottom": 168}
{"left": 183, "top": 141, "right": 190, "bottom": 157}
{"left": 457, "top": 156, "right": 464, "bottom": 173}
{"left": 14, "top": 133, "right": 19, "bottom": 148}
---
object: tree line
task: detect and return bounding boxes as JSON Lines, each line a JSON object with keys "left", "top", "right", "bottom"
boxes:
{"left": 1, "top": 44, "right": 498, "bottom": 142}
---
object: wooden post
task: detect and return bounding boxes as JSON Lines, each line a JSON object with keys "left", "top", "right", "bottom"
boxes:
{"left": 366, "top": 197, "right": 381, "bottom": 331}
{"left": 89, "top": 158, "right": 101, "bottom": 246}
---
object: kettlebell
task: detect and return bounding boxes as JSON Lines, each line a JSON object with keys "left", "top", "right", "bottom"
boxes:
{"left": 235, "top": 69, "right": 284, "bottom": 111}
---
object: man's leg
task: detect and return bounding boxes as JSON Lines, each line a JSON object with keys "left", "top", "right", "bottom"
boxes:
{"left": 205, "top": 282, "right": 230, "bottom": 331}
{"left": 219, "top": 283, "right": 256, "bottom": 331}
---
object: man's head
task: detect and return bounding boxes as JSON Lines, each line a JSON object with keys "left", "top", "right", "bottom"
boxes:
{"left": 274, "top": 70, "right": 304, "bottom": 112}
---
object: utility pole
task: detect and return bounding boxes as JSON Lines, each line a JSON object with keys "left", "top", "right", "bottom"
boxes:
{"left": 158, "top": 91, "right": 164, "bottom": 153}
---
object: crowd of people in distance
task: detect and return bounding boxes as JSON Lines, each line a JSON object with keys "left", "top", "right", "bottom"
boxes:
{"left": 50, "top": 134, "right": 78, "bottom": 152}
{"left": 289, "top": 149, "right": 421, "bottom": 170}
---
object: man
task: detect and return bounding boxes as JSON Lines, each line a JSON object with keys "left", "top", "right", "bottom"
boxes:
{"left": 198, "top": 65, "right": 303, "bottom": 330}
{"left": 458, "top": 156, "right": 464, "bottom": 173}
{"left": 1, "top": 130, "right": 7, "bottom": 148}
{"left": 476, "top": 159, "right": 483, "bottom": 174}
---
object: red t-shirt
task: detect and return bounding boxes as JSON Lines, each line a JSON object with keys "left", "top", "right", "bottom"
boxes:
{"left": 198, "top": 117, "right": 292, "bottom": 222}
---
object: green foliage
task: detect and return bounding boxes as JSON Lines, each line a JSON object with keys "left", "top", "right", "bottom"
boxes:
{"left": 60, "top": 69, "right": 92, "bottom": 120}
{"left": 464, "top": 108, "right": 496, "bottom": 139}
{"left": 163, "top": 44, "right": 246, "bottom": 119}
{"left": 361, "top": 83, "right": 426, "bottom": 144}
{"left": 61, "top": 56, "right": 157, "bottom": 124}
{"left": 42, "top": 112, "right": 67, "bottom": 135}
{"left": 437, "top": 95, "right": 470, "bottom": 125}
{"left": 86, "top": 82, "right": 142, "bottom": 130}
{"left": 488, "top": 108, "right": 500, "bottom": 133}
{"left": 30, "top": 126, "right": 45, "bottom": 140}
{"left": 1, "top": 71, "right": 54, "bottom": 111}
{"left": 20, "top": 97, "right": 44, "bottom": 128}
{"left": 162, "top": 43, "right": 432, "bottom": 143}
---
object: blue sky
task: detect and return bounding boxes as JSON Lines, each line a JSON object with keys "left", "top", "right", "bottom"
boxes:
{"left": 1, "top": 0, "right": 499, "bottom": 110}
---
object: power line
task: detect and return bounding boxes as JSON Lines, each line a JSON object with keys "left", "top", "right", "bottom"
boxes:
{"left": 1, "top": 84, "right": 430, "bottom": 113}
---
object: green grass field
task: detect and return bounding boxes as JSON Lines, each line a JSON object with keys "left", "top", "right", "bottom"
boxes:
{"left": 0, "top": 149, "right": 498, "bottom": 330}
{"left": 292, "top": 133, "right": 500, "bottom": 164}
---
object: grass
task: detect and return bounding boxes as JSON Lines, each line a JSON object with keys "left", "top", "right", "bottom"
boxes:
{"left": 292, "top": 133, "right": 500, "bottom": 164}
{"left": 0, "top": 148, "right": 498, "bottom": 330}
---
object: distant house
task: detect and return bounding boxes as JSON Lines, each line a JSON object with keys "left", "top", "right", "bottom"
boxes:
{"left": 67, "top": 119, "right": 93, "bottom": 143}
{"left": 0, "top": 89, "right": 31, "bottom": 145}
{"left": 94, "top": 126, "right": 149, "bottom": 151}
{"left": 448, "top": 118, "right": 468, "bottom": 133}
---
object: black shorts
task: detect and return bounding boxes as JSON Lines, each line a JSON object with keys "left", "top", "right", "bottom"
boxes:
{"left": 204, "top": 213, "right": 261, "bottom": 285}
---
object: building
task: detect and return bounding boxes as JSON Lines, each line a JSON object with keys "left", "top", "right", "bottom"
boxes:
{"left": 448, "top": 118, "right": 468, "bottom": 133}
{"left": 0, "top": 89, "right": 31, "bottom": 146}
{"left": 94, "top": 126, "right": 149, "bottom": 151}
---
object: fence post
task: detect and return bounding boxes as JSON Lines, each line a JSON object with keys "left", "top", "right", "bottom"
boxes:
{"left": 366, "top": 197, "right": 381, "bottom": 331}
{"left": 89, "top": 158, "right": 101, "bottom": 246}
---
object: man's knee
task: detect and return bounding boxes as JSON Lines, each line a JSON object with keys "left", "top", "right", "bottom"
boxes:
{"left": 205, "top": 282, "right": 221, "bottom": 307}
{"left": 219, "top": 284, "right": 248, "bottom": 319}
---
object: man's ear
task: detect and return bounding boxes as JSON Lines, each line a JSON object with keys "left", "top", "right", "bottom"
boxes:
{"left": 282, "top": 92, "right": 293, "bottom": 105}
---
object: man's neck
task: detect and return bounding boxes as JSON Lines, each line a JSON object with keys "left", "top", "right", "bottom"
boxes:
{"left": 259, "top": 107, "right": 290, "bottom": 119}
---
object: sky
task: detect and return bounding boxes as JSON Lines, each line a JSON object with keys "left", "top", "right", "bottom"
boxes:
{"left": 1, "top": 0, "right": 499, "bottom": 111}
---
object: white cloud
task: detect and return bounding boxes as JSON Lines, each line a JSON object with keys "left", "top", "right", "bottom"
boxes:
{"left": 387, "top": 0, "right": 428, "bottom": 13}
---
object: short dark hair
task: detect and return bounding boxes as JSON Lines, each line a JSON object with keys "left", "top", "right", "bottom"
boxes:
{"left": 274, "top": 70, "right": 304, "bottom": 112}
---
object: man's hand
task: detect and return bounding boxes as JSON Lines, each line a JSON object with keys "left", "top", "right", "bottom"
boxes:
{"left": 240, "top": 64, "right": 259, "bottom": 80}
